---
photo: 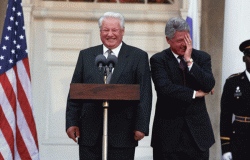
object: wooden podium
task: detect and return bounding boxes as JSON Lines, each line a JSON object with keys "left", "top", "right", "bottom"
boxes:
{"left": 70, "top": 83, "right": 140, "bottom": 160}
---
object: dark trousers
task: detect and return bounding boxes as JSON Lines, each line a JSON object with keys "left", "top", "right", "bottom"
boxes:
{"left": 79, "top": 144, "right": 135, "bottom": 160}
{"left": 231, "top": 134, "right": 250, "bottom": 160}
{"left": 153, "top": 122, "right": 209, "bottom": 160}
{"left": 153, "top": 147, "right": 209, "bottom": 160}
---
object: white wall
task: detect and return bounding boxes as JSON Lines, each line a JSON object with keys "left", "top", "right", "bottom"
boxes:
{"left": 222, "top": 0, "right": 250, "bottom": 87}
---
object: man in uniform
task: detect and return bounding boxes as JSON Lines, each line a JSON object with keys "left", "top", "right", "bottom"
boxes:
{"left": 220, "top": 39, "right": 250, "bottom": 160}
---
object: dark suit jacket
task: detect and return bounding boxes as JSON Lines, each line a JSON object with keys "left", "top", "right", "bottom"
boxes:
{"left": 66, "top": 42, "right": 152, "bottom": 148}
{"left": 150, "top": 48, "right": 215, "bottom": 152}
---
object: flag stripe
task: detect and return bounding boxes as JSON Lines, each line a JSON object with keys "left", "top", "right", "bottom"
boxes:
{"left": 0, "top": 78, "right": 16, "bottom": 160}
{"left": 0, "top": 129, "right": 13, "bottom": 160}
{"left": 13, "top": 64, "right": 39, "bottom": 149}
{"left": 0, "top": 150, "right": 5, "bottom": 160}
{"left": 0, "top": 71, "right": 17, "bottom": 112}
{"left": 0, "top": 104, "right": 15, "bottom": 158}
{"left": 16, "top": 127, "right": 32, "bottom": 160}
{"left": 17, "top": 59, "right": 33, "bottom": 109}
{"left": 16, "top": 100, "right": 39, "bottom": 159}
{"left": 0, "top": 73, "right": 17, "bottom": 148}
{"left": 0, "top": 107, "right": 14, "bottom": 160}
{"left": 16, "top": 60, "right": 39, "bottom": 158}
{"left": 22, "top": 58, "right": 31, "bottom": 81}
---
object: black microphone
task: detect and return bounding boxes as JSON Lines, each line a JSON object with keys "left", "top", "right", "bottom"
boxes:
{"left": 95, "top": 55, "right": 107, "bottom": 71}
{"left": 107, "top": 55, "right": 118, "bottom": 71}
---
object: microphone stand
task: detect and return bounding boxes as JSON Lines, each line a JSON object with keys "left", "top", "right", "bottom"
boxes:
{"left": 95, "top": 55, "right": 117, "bottom": 160}
{"left": 102, "top": 67, "right": 108, "bottom": 160}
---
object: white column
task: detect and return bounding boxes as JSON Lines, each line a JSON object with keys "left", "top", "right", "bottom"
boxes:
{"left": 222, "top": 0, "right": 250, "bottom": 87}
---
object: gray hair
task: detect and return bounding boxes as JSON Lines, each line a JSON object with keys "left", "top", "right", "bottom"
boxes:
{"left": 98, "top": 12, "right": 125, "bottom": 30}
{"left": 165, "top": 17, "right": 190, "bottom": 40}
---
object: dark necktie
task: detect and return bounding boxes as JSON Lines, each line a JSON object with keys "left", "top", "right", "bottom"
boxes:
{"left": 106, "top": 49, "right": 112, "bottom": 84}
{"left": 178, "top": 55, "right": 187, "bottom": 86}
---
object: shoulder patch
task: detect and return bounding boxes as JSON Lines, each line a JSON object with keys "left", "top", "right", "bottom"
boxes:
{"left": 227, "top": 73, "right": 241, "bottom": 80}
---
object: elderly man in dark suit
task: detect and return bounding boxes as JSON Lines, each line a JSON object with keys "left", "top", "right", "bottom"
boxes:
{"left": 66, "top": 12, "right": 152, "bottom": 160}
{"left": 150, "top": 17, "right": 215, "bottom": 160}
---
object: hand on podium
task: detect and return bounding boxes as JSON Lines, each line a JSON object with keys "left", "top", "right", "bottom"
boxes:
{"left": 222, "top": 152, "right": 232, "bottom": 160}
{"left": 67, "top": 126, "right": 80, "bottom": 143}
{"left": 134, "top": 131, "right": 145, "bottom": 141}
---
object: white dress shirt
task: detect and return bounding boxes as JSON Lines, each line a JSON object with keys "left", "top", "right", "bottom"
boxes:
{"left": 103, "top": 43, "right": 122, "bottom": 58}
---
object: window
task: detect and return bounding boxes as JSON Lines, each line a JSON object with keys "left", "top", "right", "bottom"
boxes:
{"left": 43, "top": 0, "right": 174, "bottom": 4}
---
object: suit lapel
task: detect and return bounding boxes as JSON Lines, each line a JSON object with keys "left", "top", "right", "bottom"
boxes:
{"left": 165, "top": 48, "right": 185, "bottom": 86}
{"left": 109, "top": 42, "right": 129, "bottom": 84}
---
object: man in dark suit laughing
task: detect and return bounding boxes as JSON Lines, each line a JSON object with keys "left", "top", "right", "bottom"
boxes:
{"left": 66, "top": 12, "right": 152, "bottom": 160}
{"left": 150, "top": 17, "right": 215, "bottom": 160}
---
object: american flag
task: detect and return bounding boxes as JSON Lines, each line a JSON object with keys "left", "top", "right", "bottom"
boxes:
{"left": 0, "top": 0, "right": 39, "bottom": 159}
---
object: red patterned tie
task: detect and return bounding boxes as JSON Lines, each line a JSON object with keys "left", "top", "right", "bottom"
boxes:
{"left": 178, "top": 55, "right": 187, "bottom": 86}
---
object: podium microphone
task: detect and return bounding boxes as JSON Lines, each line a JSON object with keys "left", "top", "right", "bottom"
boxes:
{"left": 95, "top": 55, "right": 107, "bottom": 71}
{"left": 107, "top": 55, "right": 118, "bottom": 71}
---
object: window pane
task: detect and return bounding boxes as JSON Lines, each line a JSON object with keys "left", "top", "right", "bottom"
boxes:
{"left": 70, "top": 0, "right": 94, "bottom": 1}
{"left": 43, "top": 0, "right": 67, "bottom": 1}
{"left": 44, "top": 0, "right": 174, "bottom": 3}
{"left": 148, "top": 0, "right": 172, "bottom": 3}
{"left": 119, "top": 0, "right": 144, "bottom": 3}
{"left": 96, "top": 0, "right": 117, "bottom": 2}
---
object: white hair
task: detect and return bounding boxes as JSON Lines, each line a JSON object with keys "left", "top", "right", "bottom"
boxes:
{"left": 98, "top": 12, "right": 125, "bottom": 30}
